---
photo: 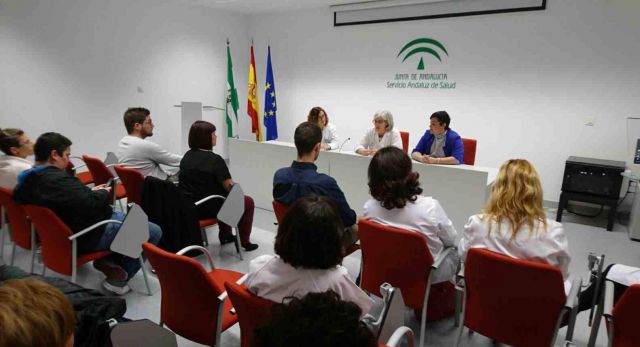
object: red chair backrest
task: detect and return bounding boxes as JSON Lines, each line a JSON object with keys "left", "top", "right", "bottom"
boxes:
{"left": 22, "top": 205, "right": 74, "bottom": 275}
{"left": 358, "top": 219, "right": 434, "bottom": 310}
{"left": 611, "top": 284, "right": 640, "bottom": 347}
{"left": 114, "top": 165, "right": 144, "bottom": 205}
{"left": 224, "top": 281, "right": 274, "bottom": 347}
{"left": 0, "top": 188, "right": 31, "bottom": 250}
{"left": 462, "top": 138, "right": 477, "bottom": 165}
{"left": 399, "top": 131, "right": 409, "bottom": 154}
{"left": 142, "top": 242, "right": 226, "bottom": 345}
{"left": 272, "top": 200, "right": 288, "bottom": 224}
{"left": 82, "top": 155, "right": 114, "bottom": 185}
{"left": 463, "top": 248, "right": 566, "bottom": 347}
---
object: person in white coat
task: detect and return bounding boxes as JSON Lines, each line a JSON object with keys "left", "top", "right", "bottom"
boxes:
{"left": 0, "top": 128, "right": 34, "bottom": 189}
{"left": 459, "top": 159, "right": 572, "bottom": 292}
{"left": 363, "top": 146, "right": 458, "bottom": 284}
{"left": 246, "top": 194, "right": 373, "bottom": 315}
{"left": 355, "top": 110, "right": 402, "bottom": 156}
{"left": 308, "top": 106, "right": 340, "bottom": 150}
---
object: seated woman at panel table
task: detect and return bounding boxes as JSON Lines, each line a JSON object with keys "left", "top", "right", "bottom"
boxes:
{"left": 355, "top": 110, "right": 402, "bottom": 156}
{"left": 411, "top": 111, "right": 464, "bottom": 165}
{"left": 308, "top": 106, "right": 339, "bottom": 150}
{"left": 246, "top": 195, "right": 373, "bottom": 314}
{"left": 178, "top": 120, "right": 258, "bottom": 251}
{"left": 363, "top": 146, "right": 458, "bottom": 284}
{"left": 458, "top": 159, "right": 572, "bottom": 291}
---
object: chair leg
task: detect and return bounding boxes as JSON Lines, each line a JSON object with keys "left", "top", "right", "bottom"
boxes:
{"left": 42, "top": 266, "right": 46, "bottom": 276}
{"left": 565, "top": 306, "right": 578, "bottom": 341}
{"left": 233, "top": 227, "right": 243, "bottom": 260}
{"left": 419, "top": 277, "right": 433, "bottom": 347}
{"left": 29, "top": 225, "right": 36, "bottom": 274}
{"left": 587, "top": 300, "right": 604, "bottom": 347}
{"left": 10, "top": 242, "right": 17, "bottom": 266}
{"left": 0, "top": 208, "right": 5, "bottom": 258}
{"left": 201, "top": 227, "right": 209, "bottom": 246}
{"left": 140, "top": 257, "right": 152, "bottom": 296}
{"left": 118, "top": 199, "right": 125, "bottom": 213}
{"left": 454, "top": 290, "right": 466, "bottom": 347}
{"left": 71, "top": 240, "right": 77, "bottom": 283}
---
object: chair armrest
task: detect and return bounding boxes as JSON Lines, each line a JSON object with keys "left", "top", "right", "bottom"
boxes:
{"left": 386, "top": 326, "right": 415, "bottom": 347}
{"left": 236, "top": 273, "right": 249, "bottom": 285}
{"left": 69, "top": 219, "right": 123, "bottom": 240}
{"left": 565, "top": 277, "right": 582, "bottom": 309}
{"left": 603, "top": 280, "right": 615, "bottom": 318}
{"left": 177, "top": 245, "right": 216, "bottom": 270}
{"left": 195, "top": 195, "right": 226, "bottom": 206}
{"left": 432, "top": 246, "right": 455, "bottom": 269}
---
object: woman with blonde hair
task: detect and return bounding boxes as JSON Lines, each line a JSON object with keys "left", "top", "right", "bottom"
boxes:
{"left": 459, "top": 159, "right": 571, "bottom": 287}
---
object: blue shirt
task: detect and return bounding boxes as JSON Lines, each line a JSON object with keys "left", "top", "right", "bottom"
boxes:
{"left": 273, "top": 161, "right": 357, "bottom": 227}
{"left": 412, "top": 128, "right": 464, "bottom": 164}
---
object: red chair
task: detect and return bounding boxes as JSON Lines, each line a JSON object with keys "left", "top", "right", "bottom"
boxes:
{"left": 461, "top": 138, "right": 477, "bottom": 165}
{"left": 455, "top": 248, "right": 579, "bottom": 347}
{"left": 0, "top": 187, "right": 35, "bottom": 271}
{"left": 358, "top": 219, "right": 456, "bottom": 347}
{"left": 224, "top": 281, "right": 274, "bottom": 347}
{"left": 273, "top": 200, "right": 360, "bottom": 256}
{"left": 114, "top": 165, "right": 144, "bottom": 206}
{"left": 82, "top": 154, "right": 127, "bottom": 207}
{"left": 22, "top": 205, "right": 116, "bottom": 282}
{"left": 66, "top": 158, "right": 94, "bottom": 185}
{"left": 600, "top": 282, "right": 640, "bottom": 347}
{"left": 143, "top": 243, "right": 242, "bottom": 346}
{"left": 399, "top": 131, "right": 409, "bottom": 154}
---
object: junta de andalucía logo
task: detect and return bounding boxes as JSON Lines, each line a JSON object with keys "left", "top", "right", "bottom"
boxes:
{"left": 386, "top": 37, "right": 456, "bottom": 90}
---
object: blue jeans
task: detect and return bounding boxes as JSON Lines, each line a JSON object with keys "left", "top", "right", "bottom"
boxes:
{"left": 97, "top": 211, "right": 162, "bottom": 282}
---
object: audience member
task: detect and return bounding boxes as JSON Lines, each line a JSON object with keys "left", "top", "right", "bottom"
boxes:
{"left": 0, "top": 128, "right": 33, "bottom": 189}
{"left": 13, "top": 132, "right": 162, "bottom": 295}
{"left": 273, "top": 122, "right": 357, "bottom": 247}
{"left": 116, "top": 107, "right": 182, "bottom": 179}
{"left": 251, "top": 291, "right": 376, "bottom": 347}
{"left": 246, "top": 195, "right": 373, "bottom": 314}
{"left": 458, "top": 159, "right": 571, "bottom": 291}
{"left": 364, "top": 146, "right": 458, "bottom": 283}
{"left": 355, "top": 110, "right": 402, "bottom": 156}
{"left": 308, "top": 106, "right": 339, "bottom": 150}
{"left": 411, "top": 111, "right": 464, "bottom": 165}
{"left": 178, "top": 120, "right": 258, "bottom": 251}
{"left": 0, "top": 278, "right": 75, "bottom": 347}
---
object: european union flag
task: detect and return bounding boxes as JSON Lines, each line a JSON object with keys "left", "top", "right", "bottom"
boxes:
{"left": 263, "top": 46, "right": 278, "bottom": 141}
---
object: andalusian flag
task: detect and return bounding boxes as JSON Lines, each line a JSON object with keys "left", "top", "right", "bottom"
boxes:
{"left": 263, "top": 46, "right": 278, "bottom": 141}
{"left": 225, "top": 41, "right": 239, "bottom": 138}
{"left": 247, "top": 45, "right": 262, "bottom": 141}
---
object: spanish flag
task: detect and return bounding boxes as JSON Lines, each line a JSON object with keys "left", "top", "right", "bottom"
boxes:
{"left": 247, "top": 45, "right": 262, "bottom": 141}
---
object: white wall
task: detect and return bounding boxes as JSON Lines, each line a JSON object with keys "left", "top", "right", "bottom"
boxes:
{"left": 0, "top": 0, "right": 253, "bottom": 160}
{"left": 247, "top": 0, "right": 640, "bottom": 202}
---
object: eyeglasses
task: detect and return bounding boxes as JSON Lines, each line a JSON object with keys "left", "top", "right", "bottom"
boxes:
{"left": 373, "top": 119, "right": 386, "bottom": 124}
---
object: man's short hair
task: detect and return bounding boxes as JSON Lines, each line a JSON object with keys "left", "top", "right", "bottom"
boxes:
{"left": 123, "top": 107, "right": 150, "bottom": 134}
{"left": 252, "top": 291, "right": 376, "bottom": 347}
{"left": 34, "top": 132, "right": 72, "bottom": 163}
{"left": 274, "top": 195, "right": 344, "bottom": 269}
{"left": 430, "top": 111, "right": 451, "bottom": 129}
{"left": 0, "top": 278, "right": 76, "bottom": 347}
{"left": 294, "top": 122, "right": 322, "bottom": 158}
{"left": 0, "top": 128, "right": 24, "bottom": 155}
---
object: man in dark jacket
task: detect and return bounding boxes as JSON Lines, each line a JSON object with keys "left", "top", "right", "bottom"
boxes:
{"left": 13, "top": 132, "right": 161, "bottom": 295}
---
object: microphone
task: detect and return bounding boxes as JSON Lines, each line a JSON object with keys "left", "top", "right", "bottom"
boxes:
{"left": 338, "top": 138, "right": 351, "bottom": 152}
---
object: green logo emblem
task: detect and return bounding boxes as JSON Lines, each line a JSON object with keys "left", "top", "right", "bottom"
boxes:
{"left": 397, "top": 38, "right": 449, "bottom": 70}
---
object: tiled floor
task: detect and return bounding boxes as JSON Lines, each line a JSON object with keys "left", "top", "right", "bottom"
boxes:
{"left": 2, "top": 205, "right": 639, "bottom": 347}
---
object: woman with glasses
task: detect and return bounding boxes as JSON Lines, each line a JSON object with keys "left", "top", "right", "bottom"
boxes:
{"left": 355, "top": 110, "right": 402, "bottom": 156}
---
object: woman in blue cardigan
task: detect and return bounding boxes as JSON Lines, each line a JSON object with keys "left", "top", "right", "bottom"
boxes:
{"left": 411, "top": 111, "right": 464, "bottom": 165}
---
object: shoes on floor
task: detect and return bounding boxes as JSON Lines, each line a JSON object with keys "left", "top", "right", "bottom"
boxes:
{"left": 242, "top": 242, "right": 259, "bottom": 251}
{"left": 102, "top": 280, "right": 131, "bottom": 295}
{"left": 93, "top": 258, "right": 128, "bottom": 282}
{"left": 219, "top": 233, "right": 235, "bottom": 245}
